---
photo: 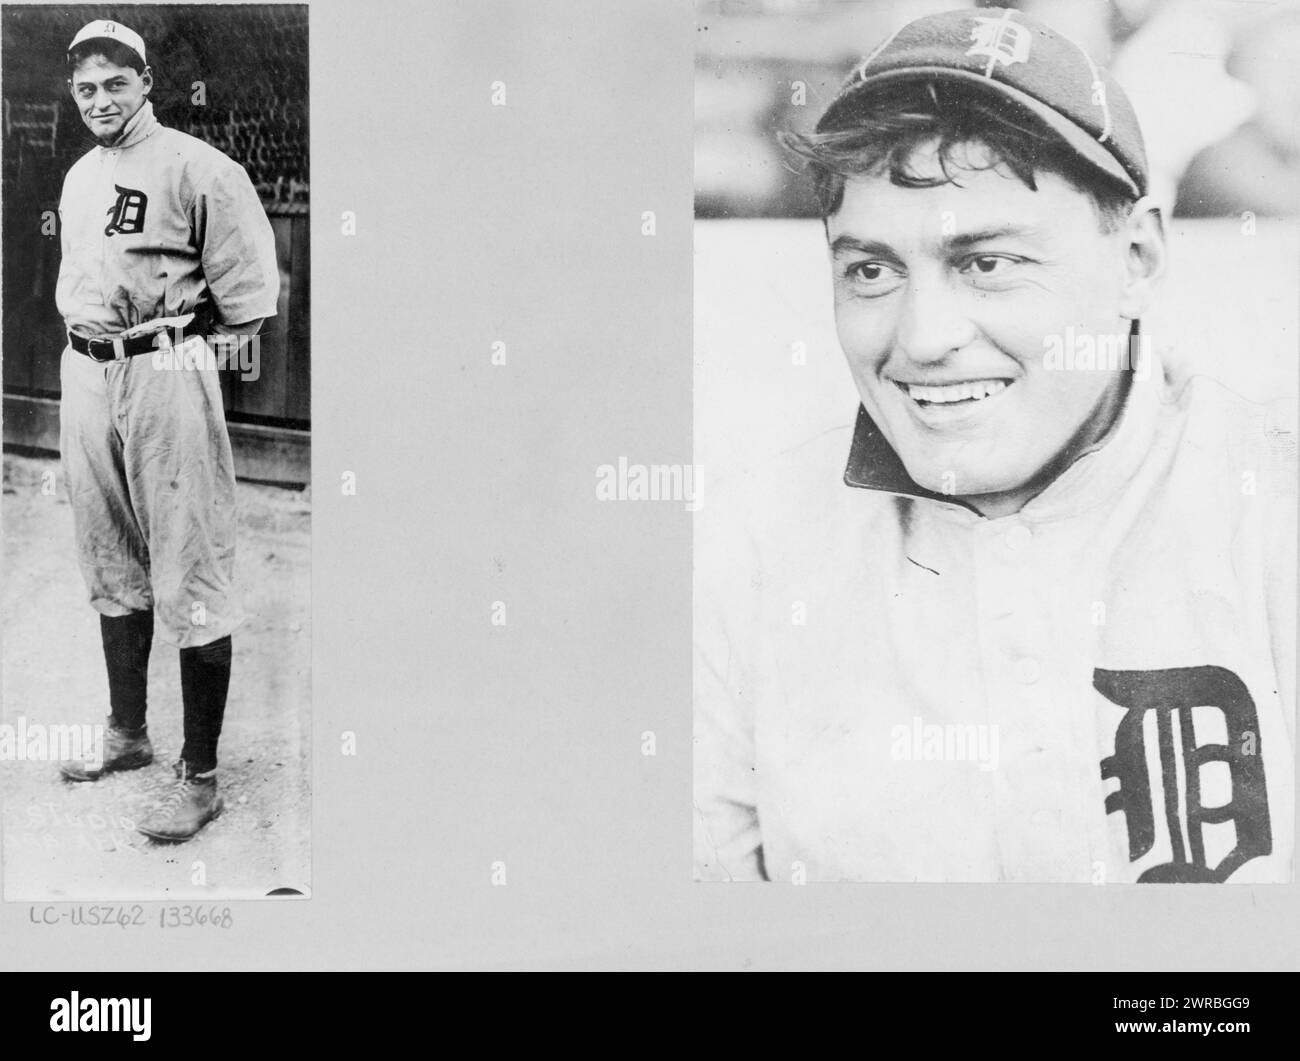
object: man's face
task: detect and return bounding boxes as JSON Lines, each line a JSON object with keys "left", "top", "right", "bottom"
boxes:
{"left": 828, "top": 142, "right": 1135, "bottom": 510}
{"left": 70, "top": 54, "right": 151, "bottom": 145}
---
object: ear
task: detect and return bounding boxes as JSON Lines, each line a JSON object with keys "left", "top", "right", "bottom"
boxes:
{"left": 141, "top": 66, "right": 153, "bottom": 95}
{"left": 1117, "top": 196, "right": 1166, "bottom": 321}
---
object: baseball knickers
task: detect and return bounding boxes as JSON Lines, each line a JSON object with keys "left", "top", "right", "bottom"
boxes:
{"left": 59, "top": 334, "right": 245, "bottom": 649}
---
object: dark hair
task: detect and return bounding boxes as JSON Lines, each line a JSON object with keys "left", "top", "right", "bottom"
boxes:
{"left": 67, "top": 39, "right": 145, "bottom": 76}
{"left": 781, "top": 78, "right": 1135, "bottom": 232}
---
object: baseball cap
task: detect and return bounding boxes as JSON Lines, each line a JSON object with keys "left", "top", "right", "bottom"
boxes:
{"left": 67, "top": 19, "right": 147, "bottom": 67}
{"left": 816, "top": 7, "right": 1147, "bottom": 198}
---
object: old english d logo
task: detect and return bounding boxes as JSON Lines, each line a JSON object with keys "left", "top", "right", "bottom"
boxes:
{"left": 967, "top": 12, "right": 1032, "bottom": 77}
{"left": 104, "top": 185, "right": 147, "bottom": 236}
{"left": 1096, "top": 666, "right": 1271, "bottom": 882}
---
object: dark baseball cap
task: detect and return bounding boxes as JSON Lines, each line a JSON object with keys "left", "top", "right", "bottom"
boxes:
{"left": 816, "top": 6, "right": 1148, "bottom": 198}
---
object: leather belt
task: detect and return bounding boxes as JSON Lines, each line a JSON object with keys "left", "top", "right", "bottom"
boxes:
{"left": 69, "top": 315, "right": 210, "bottom": 364}
{"left": 68, "top": 330, "right": 164, "bottom": 363}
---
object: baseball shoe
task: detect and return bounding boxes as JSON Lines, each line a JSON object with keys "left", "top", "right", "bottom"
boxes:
{"left": 136, "top": 761, "right": 224, "bottom": 842}
{"left": 59, "top": 724, "right": 153, "bottom": 782}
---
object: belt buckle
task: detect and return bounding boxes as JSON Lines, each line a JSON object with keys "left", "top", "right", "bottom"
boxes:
{"left": 86, "top": 336, "right": 125, "bottom": 363}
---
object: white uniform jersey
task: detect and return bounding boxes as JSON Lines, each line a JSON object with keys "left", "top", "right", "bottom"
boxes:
{"left": 694, "top": 352, "right": 1296, "bottom": 883}
{"left": 57, "top": 100, "right": 278, "bottom": 336}
{"left": 53, "top": 99, "right": 278, "bottom": 648}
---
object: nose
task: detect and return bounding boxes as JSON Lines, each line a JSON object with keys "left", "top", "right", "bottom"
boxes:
{"left": 91, "top": 87, "right": 115, "bottom": 113}
{"left": 894, "top": 268, "right": 977, "bottom": 366}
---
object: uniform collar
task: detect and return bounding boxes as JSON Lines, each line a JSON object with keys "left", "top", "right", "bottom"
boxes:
{"left": 102, "top": 100, "right": 158, "bottom": 150}
{"left": 843, "top": 404, "right": 980, "bottom": 512}
{"left": 843, "top": 329, "right": 1166, "bottom": 521}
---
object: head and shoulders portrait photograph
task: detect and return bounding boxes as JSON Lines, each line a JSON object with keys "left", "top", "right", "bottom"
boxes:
{"left": 693, "top": 0, "right": 1298, "bottom": 884}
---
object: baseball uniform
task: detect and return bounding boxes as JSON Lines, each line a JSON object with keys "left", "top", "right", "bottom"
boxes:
{"left": 57, "top": 97, "right": 279, "bottom": 649}
{"left": 693, "top": 348, "right": 1296, "bottom": 883}
{"left": 693, "top": 4, "right": 1294, "bottom": 885}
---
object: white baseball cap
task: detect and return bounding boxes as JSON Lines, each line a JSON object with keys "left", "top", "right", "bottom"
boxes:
{"left": 68, "top": 19, "right": 147, "bottom": 66}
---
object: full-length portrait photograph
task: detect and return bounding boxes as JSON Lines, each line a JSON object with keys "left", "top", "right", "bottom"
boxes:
{"left": 694, "top": 0, "right": 1298, "bottom": 883}
{"left": 1, "top": 3, "right": 310, "bottom": 899}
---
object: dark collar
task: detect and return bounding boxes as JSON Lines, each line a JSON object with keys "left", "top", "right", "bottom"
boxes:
{"left": 843, "top": 404, "right": 980, "bottom": 512}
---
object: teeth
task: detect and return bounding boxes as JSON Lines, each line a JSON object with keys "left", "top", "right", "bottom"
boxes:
{"left": 905, "top": 379, "right": 1008, "bottom": 404}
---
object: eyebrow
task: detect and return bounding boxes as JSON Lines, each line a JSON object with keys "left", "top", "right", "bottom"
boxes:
{"left": 73, "top": 74, "right": 128, "bottom": 88}
{"left": 830, "top": 224, "right": 1048, "bottom": 259}
{"left": 830, "top": 235, "right": 896, "bottom": 259}
{"left": 946, "top": 224, "right": 1047, "bottom": 249}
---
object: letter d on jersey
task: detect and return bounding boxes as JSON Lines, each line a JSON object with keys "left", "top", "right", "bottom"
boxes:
{"left": 1096, "top": 665, "right": 1272, "bottom": 882}
{"left": 104, "top": 185, "right": 148, "bottom": 236}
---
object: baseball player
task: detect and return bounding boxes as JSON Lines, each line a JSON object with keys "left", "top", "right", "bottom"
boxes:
{"left": 54, "top": 20, "right": 279, "bottom": 842}
{"left": 694, "top": 8, "right": 1295, "bottom": 883}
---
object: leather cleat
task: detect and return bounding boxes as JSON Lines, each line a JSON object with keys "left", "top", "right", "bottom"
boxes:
{"left": 59, "top": 724, "right": 153, "bottom": 782}
{"left": 136, "top": 761, "right": 224, "bottom": 842}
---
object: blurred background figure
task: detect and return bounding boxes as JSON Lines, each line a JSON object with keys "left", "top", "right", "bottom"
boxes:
{"left": 696, "top": 0, "right": 959, "bottom": 218}
{"left": 1175, "top": 7, "right": 1300, "bottom": 218}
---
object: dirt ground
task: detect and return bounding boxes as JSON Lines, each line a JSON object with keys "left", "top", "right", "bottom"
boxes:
{"left": 1, "top": 452, "right": 311, "bottom": 901}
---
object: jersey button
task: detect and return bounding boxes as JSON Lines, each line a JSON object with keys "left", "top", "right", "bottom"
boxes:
{"left": 1005, "top": 524, "right": 1032, "bottom": 552}
{"left": 1015, "top": 657, "right": 1041, "bottom": 684}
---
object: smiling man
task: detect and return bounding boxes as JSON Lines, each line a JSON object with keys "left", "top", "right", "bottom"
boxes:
{"left": 693, "top": 8, "right": 1295, "bottom": 883}
{"left": 54, "top": 20, "right": 279, "bottom": 842}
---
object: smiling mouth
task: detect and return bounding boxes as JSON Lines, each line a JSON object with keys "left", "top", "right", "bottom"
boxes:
{"left": 894, "top": 378, "right": 1012, "bottom": 407}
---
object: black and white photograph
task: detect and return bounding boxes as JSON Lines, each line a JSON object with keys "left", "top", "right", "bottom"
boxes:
{"left": 0, "top": 0, "right": 1298, "bottom": 992}
{"left": 694, "top": 0, "right": 1298, "bottom": 883}
{"left": 1, "top": 3, "right": 310, "bottom": 899}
